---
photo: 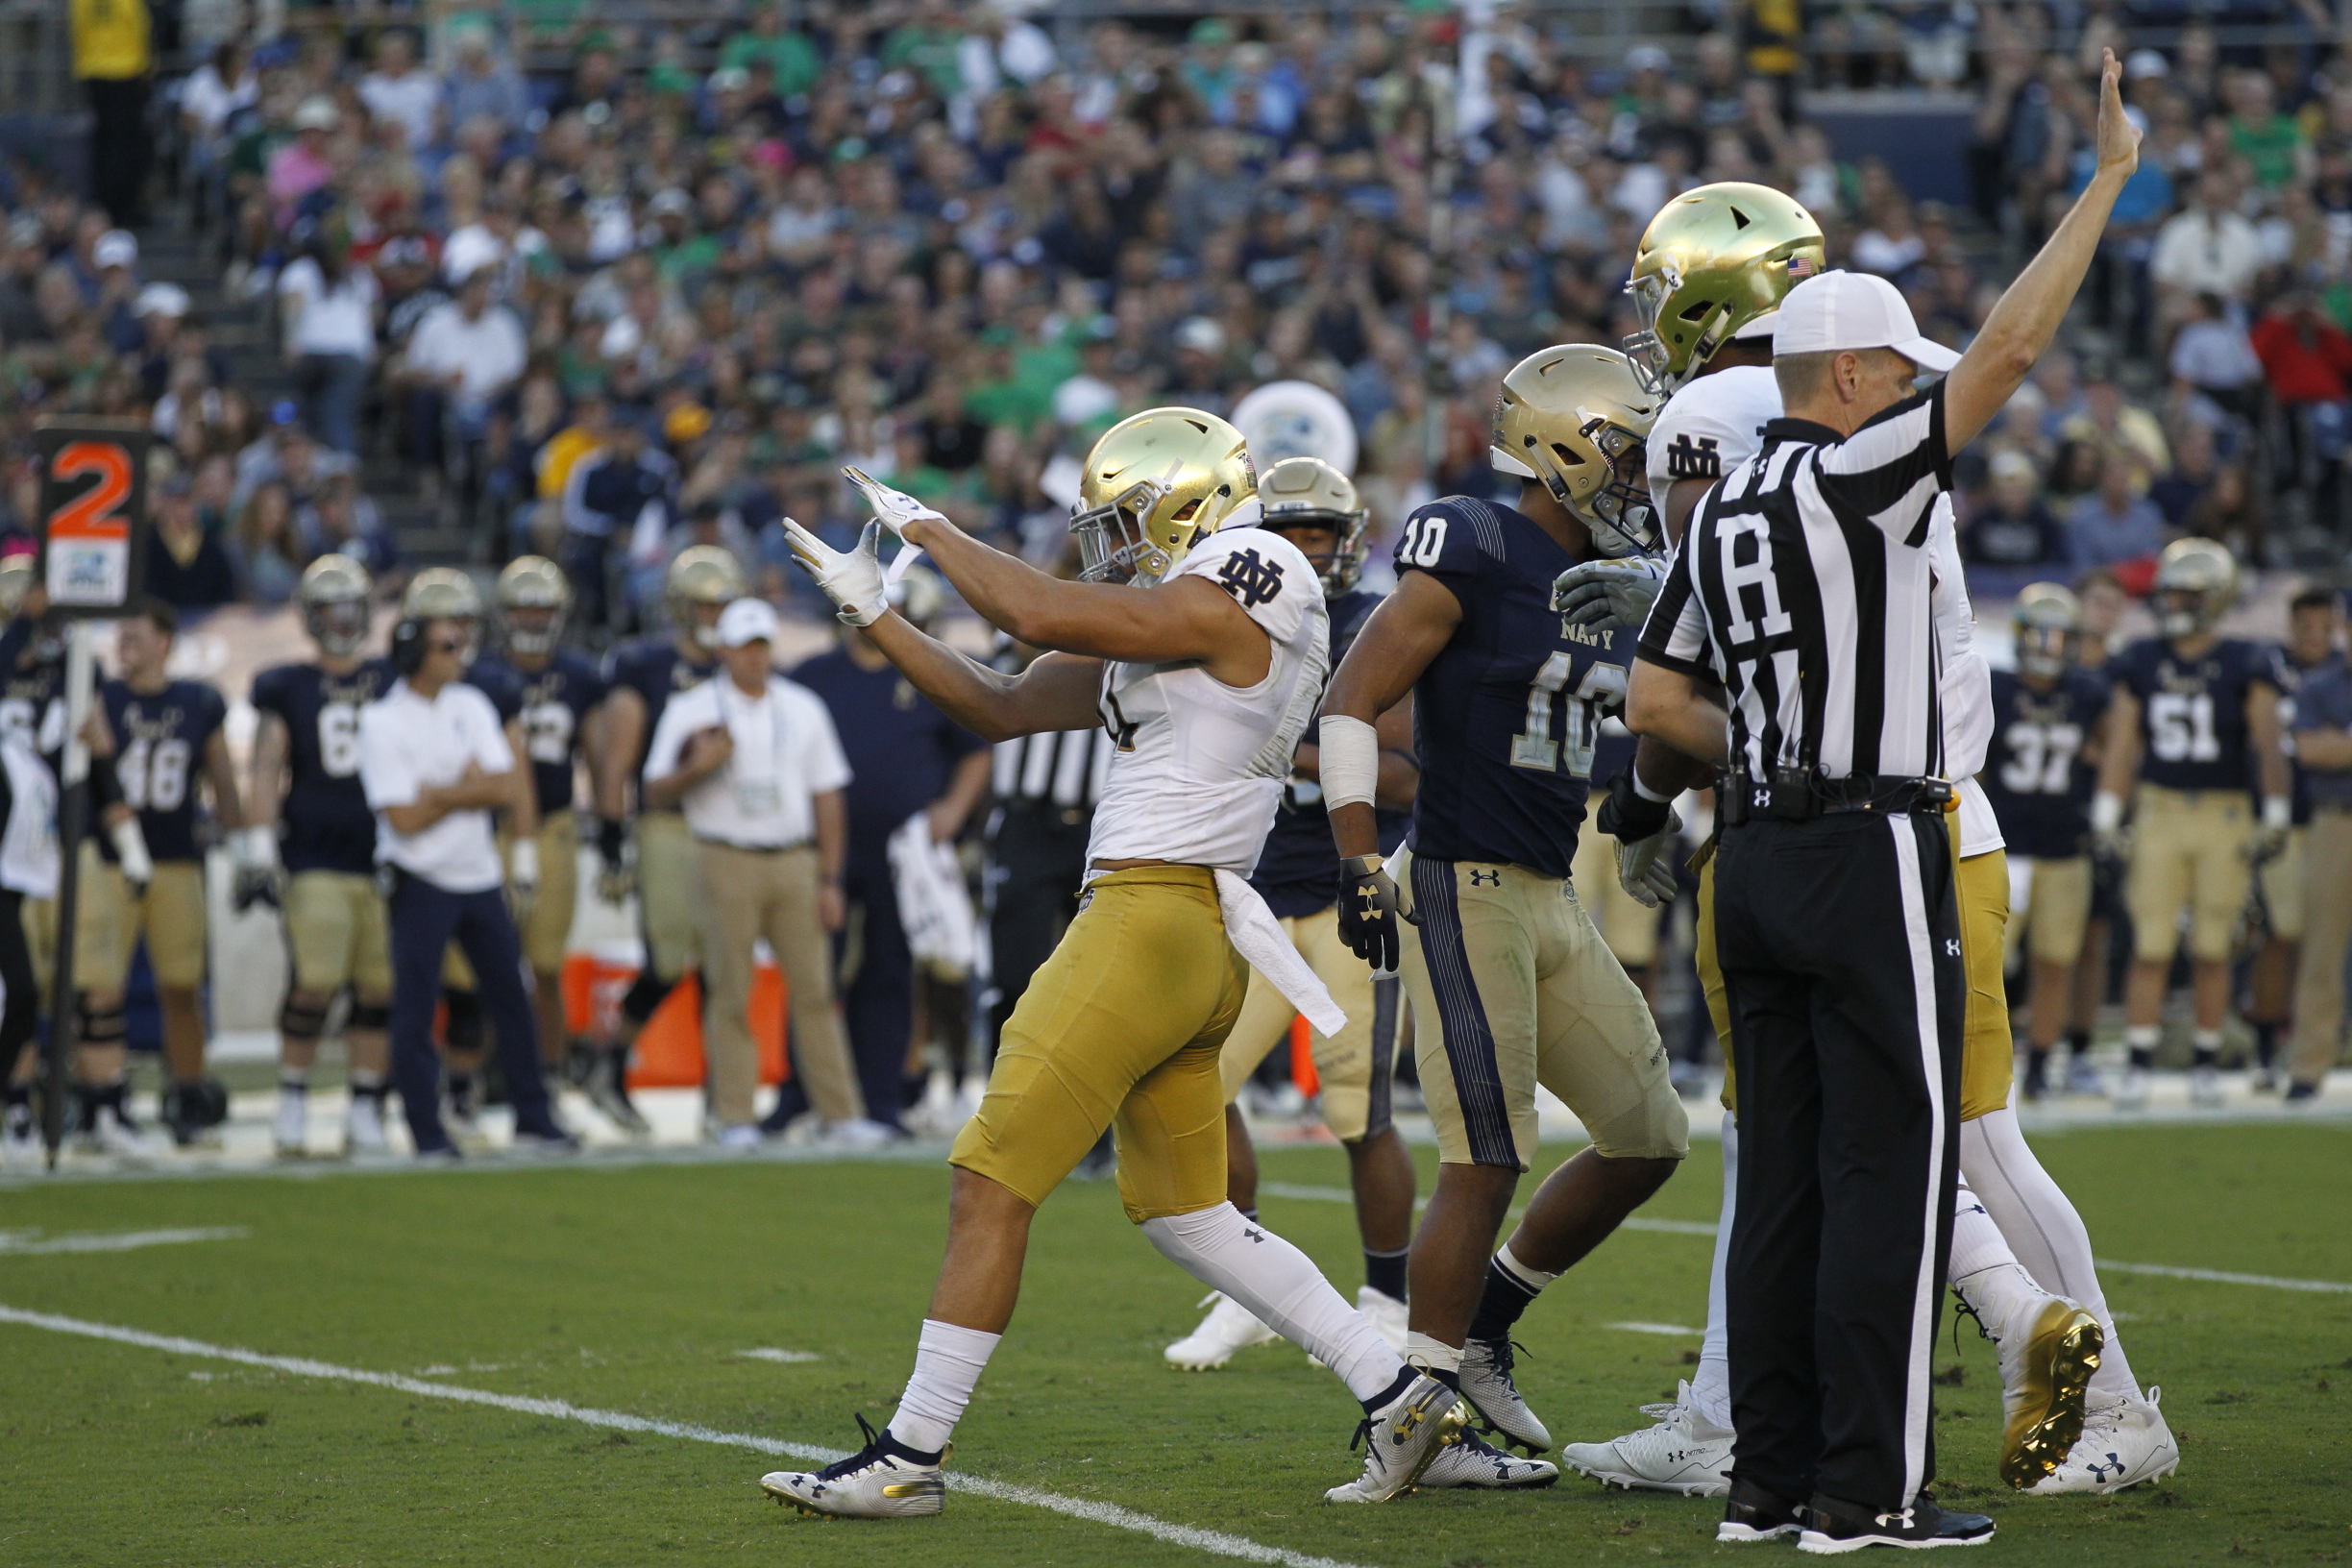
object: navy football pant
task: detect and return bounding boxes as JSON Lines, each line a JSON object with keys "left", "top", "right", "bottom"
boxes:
{"left": 1710, "top": 809, "right": 1965, "bottom": 1518}
{"left": 387, "top": 871, "right": 555, "bottom": 1153}
{"left": 769, "top": 851, "right": 911, "bottom": 1130}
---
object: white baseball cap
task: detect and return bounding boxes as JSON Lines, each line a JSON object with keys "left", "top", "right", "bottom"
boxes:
{"left": 1772, "top": 270, "right": 1960, "bottom": 373}
{"left": 93, "top": 229, "right": 138, "bottom": 269}
{"left": 717, "top": 596, "right": 779, "bottom": 648}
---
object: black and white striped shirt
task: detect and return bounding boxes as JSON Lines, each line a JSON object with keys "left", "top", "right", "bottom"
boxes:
{"left": 1637, "top": 381, "right": 1953, "bottom": 782}
{"left": 991, "top": 727, "right": 1112, "bottom": 812}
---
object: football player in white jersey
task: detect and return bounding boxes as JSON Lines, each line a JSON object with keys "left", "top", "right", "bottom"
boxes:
{"left": 766, "top": 408, "right": 1549, "bottom": 1518}
{"left": 1541, "top": 180, "right": 2176, "bottom": 1502}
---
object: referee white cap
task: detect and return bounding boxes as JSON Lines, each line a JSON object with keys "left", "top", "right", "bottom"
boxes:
{"left": 1773, "top": 270, "right": 1960, "bottom": 373}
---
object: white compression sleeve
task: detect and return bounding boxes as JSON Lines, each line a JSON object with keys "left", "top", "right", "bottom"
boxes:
{"left": 886, "top": 1319, "right": 1001, "bottom": 1455}
{"left": 1688, "top": 1109, "right": 1734, "bottom": 1432}
{"left": 1948, "top": 1176, "right": 2049, "bottom": 1343}
{"left": 1317, "top": 715, "right": 1380, "bottom": 813}
{"left": 1141, "top": 1202, "right": 1405, "bottom": 1403}
{"left": 1961, "top": 1109, "right": 2140, "bottom": 1402}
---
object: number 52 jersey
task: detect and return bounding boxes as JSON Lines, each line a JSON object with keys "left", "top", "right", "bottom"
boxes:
{"left": 1396, "top": 497, "right": 1631, "bottom": 879}
{"left": 2107, "top": 636, "right": 2282, "bottom": 796}
{"left": 250, "top": 659, "right": 399, "bottom": 875}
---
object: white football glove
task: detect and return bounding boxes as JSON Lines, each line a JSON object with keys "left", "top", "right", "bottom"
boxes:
{"left": 781, "top": 518, "right": 888, "bottom": 627}
{"left": 1615, "top": 805, "right": 1682, "bottom": 909}
{"left": 507, "top": 835, "right": 539, "bottom": 925}
{"left": 842, "top": 465, "right": 946, "bottom": 544}
{"left": 1553, "top": 555, "right": 1670, "bottom": 631}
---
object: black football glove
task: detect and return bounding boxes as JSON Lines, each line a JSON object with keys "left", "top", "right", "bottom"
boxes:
{"left": 1594, "top": 766, "right": 1673, "bottom": 845}
{"left": 1336, "top": 853, "right": 1402, "bottom": 972}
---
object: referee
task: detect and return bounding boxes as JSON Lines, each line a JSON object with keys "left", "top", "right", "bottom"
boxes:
{"left": 1625, "top": 51, "right": 2142, "bottom": 1552}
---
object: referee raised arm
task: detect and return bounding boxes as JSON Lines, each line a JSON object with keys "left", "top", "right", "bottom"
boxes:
{"left": 1624, "top": 49, "right": 2143, "bottom": 1554}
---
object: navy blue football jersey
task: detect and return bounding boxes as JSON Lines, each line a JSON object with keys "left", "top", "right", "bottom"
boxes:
{"left": 0, "top": 617, "right": 66, "bottom": 763}
{"left": 251, "top": 658, "right": 397, "bottom": 874}
{"left": 1398, "top": 498, "right": 1632, "bottom": 879}
{"left": 605, "top": 636, "right": 718, "bottom": 776}
{"left": 102, "top": 679, "right": 229, "bottom": 863}
{"left": 470, "top": 649, "right": 607, "bottom": 815}
{"left": 2276, "top": 648, "right": 2343, "bottom": 825}
{"left": 1250, "top": 588, "right": 1410, "bottom": 918}
{"left": 2109, "top": 636, "right": 2280, "bottom": 796}
{"left": 1983, "top": 668, "right": 2108, "bottom": 860}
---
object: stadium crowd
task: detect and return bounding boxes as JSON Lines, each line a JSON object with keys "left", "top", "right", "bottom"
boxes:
{"left": 0, "top": 0, "right": 2348, "bottom": 1167}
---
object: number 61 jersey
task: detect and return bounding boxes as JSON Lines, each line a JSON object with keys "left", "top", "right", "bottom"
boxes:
{"left": 2108, "top": 635, "right": 2283, "bottom": 796}
{"left": 250, "top": 658, "right": 398, "bottom": 875}
{"left": 1397, "top": 497, "right": 1630, "bottom": 878}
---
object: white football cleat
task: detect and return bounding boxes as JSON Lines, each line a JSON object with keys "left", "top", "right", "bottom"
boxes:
{"left": 716, "top": 1123, "right": 763, "bottom": 1151}
{"left": 1324, "top": 1374, "right": 1470, "bottom": 1503}
{"left": 821, "top": 1117, "right": 899, "bottom": 1150}
{"left": 1415, "top": 1428, "right": 1558, "bottom": 1490}
{"left": 1459, "top": 1336, "right": 1552, "bottom": 1453}
{"left": 345, "top": 1093, "right": 388, "bottom": 1156}
{"left": 1357, "top": 1286, "right": 1409, "bottom": 1355}
{"left": 4, "top": 1104, "right": 43, "bottom": 1168}
{"left": 2026, "top": 1386, "right": 2179, "bottom": 1494}
{"left": 2112, "top": 1066, "right": 2149, "bottom": 1112}
{"left": 87, "top": 1103, "right": 164, "bottom": 1160}
{"left": 760, "top": 1415, "right": 946, "bottom": 1519}
{"left": 2064, "top": 1055, "right": 2104, "bottom": 1096}
{"left": 1165, "top": 1291, "right": 1279, "bottom": 1370}
{"left": 2189, "top": 1064, "right": 2223, "bottom": 1108}
{"left": 274, "top": 1090, "right": 309, "bottom": 1158}
{"left": 1560, "top": 1382, "right": 1734, "bottom": 1497}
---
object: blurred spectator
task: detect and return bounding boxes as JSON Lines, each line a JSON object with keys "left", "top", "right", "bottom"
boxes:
{"left": 2252, "top": 293, "right": 2352, "bottom": 528}
{"left": 144, "top": 472, "right": 237, "bottom": 609}
{"left": 399, "top": 265, "right": 526, "bottom": 506}
{"left": 1963, "top": 450, "right": 2068, "bottom": 566}
{"left": 2067, "top": 446, "right": 2167, "bottom": 568}
{"left": 2057, "top": 358, "right": 2170, "bottom": 477}
{"left": 2168, "top": 292, "right": 2265, "bottom": 424}
{"left": 358, "top": 31, "right": 441, "bottom": 158}
{"left": 279, "top": 229, "right": 379, "bottom": 454}
{"left": 72, "top": 0, "right": 153, "bottom": 226}
{"left": 228, "top": 480, "right": 305, "bottom": 604}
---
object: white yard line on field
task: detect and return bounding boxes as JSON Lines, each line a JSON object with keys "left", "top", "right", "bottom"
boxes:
{"left": 0, "top": 1227, "right": 248, "bottom": 1255}
{"left": 1607, "top": 1322, "right": 1703, "bottom": 1336}
{"left": 1256, "top": 1183, "right": 2352, "bottom": 1293}
{"left": 0, "top": 1304, "right": 1374, "bottom": 1568}
{"left": 735, "top": 1347, "right": 822, "bottom": 1363}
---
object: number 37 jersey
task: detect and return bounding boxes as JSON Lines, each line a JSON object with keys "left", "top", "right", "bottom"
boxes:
{"left": 2109, "top": 636, "right": 2282, "bottom": 796}
{"left": 250, "top": 659, "right": 398, "bottom": 875}
{"left": 1398, "top": 497, "right": 1631, "bottom": 879}
{"left": 1086, "top": 527, "right": 1331, "bottom": 874}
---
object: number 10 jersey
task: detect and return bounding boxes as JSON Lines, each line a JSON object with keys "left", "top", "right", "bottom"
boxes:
{"left": 1397, "top": 496, "right": 1631, "bottom": 879}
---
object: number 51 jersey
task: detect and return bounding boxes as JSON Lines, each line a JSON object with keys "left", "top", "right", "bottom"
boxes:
{"left": 1397, "top": 497, "right": 1631, "bottom": 879}
{"left": 2108, "top": 636, "right": 2281, "bottom": 796}
{"left": 250, "top": 659, "right": 399, "bottom": 875}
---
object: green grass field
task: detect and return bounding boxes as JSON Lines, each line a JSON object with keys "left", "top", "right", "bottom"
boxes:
{"left": 2, "top": 1124, "right": 2347, "bottom": 1566}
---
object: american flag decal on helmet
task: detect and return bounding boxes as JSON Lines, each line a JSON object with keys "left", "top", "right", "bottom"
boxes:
{"left": 1787, "top": 256, "right": 1818, "bottom": 279}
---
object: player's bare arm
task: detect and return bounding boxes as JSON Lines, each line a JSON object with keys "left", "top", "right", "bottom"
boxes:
{"left": 851, "top": 623, "right": 1105, "bottom": 743}
{"left": 1321, "top": 572, "right": 1461, "bottom": 858}
{"left": 201, "top": 728, "right": 246, "bottom": 831}
{"left": 247, "top": 711, "right": 289, "bottom": 830}
{"left": 2247, "top": 679, "right": 2291, "bottom": 805}
{"left": 1944, "top": 49, "right": 2141, "bottom": 450}
{"left": 598, "top": 686, "right": 647, "bottom": 817}
{"left": 1662, "top": 478, "right": 1716, "bottom": 545}
{"left": 2093, "top": 685, "right": 2144, "bottom": 804}
{"left": 1626, "top": 660, "right": 1732, "bottom": 768}
{"left": 503, "top": 717, "right": 540, "bottom": 839}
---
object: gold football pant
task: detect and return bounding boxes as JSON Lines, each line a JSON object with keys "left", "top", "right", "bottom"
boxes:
{"left": 1705, "top": 810, "right": 2013, "bottom": 1122}
{"left": 2124, "top": 784, "right": 2250, "bottom": 964}
{"left": 1216, "top": 904, "right": 1398, "bottom": 1142}
{"left": 2289, "top": 807, "right": 2352, "bottom": 1087}
{"left": 1396, "top": 849, "right": 1687, "bottom": 1171}
{"left": 952, "top": 866, "right": 1247, "bottom": 1223}
{"left": 2004, "top": 855, "right": 2093, "bottom": 968}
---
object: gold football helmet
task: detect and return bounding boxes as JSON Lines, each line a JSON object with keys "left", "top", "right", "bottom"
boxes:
{"left": 2153, "top": 537, "right": 2236, "bottom": 641}
{"left": 2012, "top": 582, "right": 2082, "bottom": 681}
{"left": 667, "top": 544, "right": 749, "bottom": 647}
{"left": 496, "top": 554, "right": 572, "bottom": 657}
{"left": 0, "top": 555, "right": 33, "bottom": 624}
{"left": 402, "top": 566, "right": 483, "bottom": 664}
{"left": 1491, "top": 345, "right": 1660, "bottom": 558}
{"left": 1625, "top": 182, "right": 1825, "bottom": 397}
{"left": 1257, "top": 456, "right": 1368, "bottom": 596}
{"left": 1071, "top": 407, "right": 1257, "bottom": 584}
{"left": 298, "top": 553, "right": 375, "bottom": 658}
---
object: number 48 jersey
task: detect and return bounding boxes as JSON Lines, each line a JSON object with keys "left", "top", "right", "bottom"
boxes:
{"left": 101, "top": 679, "right": 229, "bottom": 864}
{"left": 250, "top": 659, "right": 398, "bottom": 875}
{"left": 2109, "top": 636, "right": 2282, "bottom": 796}
{"left": 1981, "top": 667, "right": 2108, "bottom": 860}
{"left": 1399, "top": 497, "right": 1631, "bottom": 879}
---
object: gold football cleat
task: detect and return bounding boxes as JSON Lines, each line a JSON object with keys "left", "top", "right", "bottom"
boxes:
{"left": 2000, "top": 1301, "right": 2104, "bottom": 1489}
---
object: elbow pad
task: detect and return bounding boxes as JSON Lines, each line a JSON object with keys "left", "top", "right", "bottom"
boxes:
{"left": 1318, "top": 715, "right": 1381, "bottom": 812}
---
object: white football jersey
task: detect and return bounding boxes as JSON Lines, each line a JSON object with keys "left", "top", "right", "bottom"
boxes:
{"left": 1086, "top": 527, "right": 1331, "bottom": 874}
{"left": 1651, "top": 364, "right": 2002, "bottom": 853}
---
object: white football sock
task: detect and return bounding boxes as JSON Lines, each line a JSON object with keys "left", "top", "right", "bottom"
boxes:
{"left": 1494, "top": 1242, "right": 1559, "bottom": 1295}
{"left": 1687, "top": 1109, "right": 1735, "bottom": 1432}
{"left": 1140, "top": 1202, "right": 1405, "bottom": 1404}
{"left": 1404, "top": 1331, "right": 1462, "bottom": 1375}
{"left": 1960, "top": 1109, "right": 2140, "bottom": 1402}
{"left": 886, "top": 1318, "right": 1000, "bottom": 1456}
{"left": 1948, "top": 1177, "right": 2048, "bottom": 1341}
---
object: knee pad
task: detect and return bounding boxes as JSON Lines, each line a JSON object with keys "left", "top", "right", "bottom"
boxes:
{"left": 185, "top": 1075, "right": 231, "bottom": 1127}
{"left": 349, "top": 1000, "right": 391, "bottom": 1033}
{"left": 621, "top": 970, "right": 674, "bottom": 1027}
{"left": 443, "top": 988, "right": 483, "bottom": 1052}
{"left": 78, "top": 998, "right": 128, "bottom": 1045}
{"left": 280, "top": 995, "right": 331, "bottom": 1041}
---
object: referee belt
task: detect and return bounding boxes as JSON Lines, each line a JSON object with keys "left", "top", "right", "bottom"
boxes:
{"left": 1721, "top": 769, "right": 1953, "bottom": 826}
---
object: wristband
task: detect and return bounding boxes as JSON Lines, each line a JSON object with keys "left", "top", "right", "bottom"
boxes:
{"left": 509, "top": 837, "right": 540, "bottom": 885}
{"left": 2262, "top": 796, "right": 2291, "bottom": 832}
{"left": 1631, "top": 770, "right": 1676, "bottom": 805}
{"left": 110, "top": 819, "right": 154, "bottom": 885}
{"left": 1318, "top": 715, "right": 1380, "bottom": 811}
{"left": 233, "top": 824, "right": 277, "bottom": 867}
{"left": 2091, "top": 792, "right": 2123, "bottom": 835}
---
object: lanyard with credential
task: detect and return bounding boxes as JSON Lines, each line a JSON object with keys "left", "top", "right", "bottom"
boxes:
{"left": 715, "top": 677, "right": 787, "bottom": 818}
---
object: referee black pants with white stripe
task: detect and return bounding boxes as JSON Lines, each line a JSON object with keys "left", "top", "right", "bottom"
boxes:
{"left": 1710, "top": 809, "right": 1964, "bottom": 1517}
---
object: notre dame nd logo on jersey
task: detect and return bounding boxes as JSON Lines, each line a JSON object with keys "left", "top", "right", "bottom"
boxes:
{"left": 1665, "top": 432, "right": 1722, "bottom": 480}
{"left": 1214, "top": 549, "right": 1285, "bottom": 609}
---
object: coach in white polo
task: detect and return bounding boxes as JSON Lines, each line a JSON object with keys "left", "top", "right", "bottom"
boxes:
{"left": 643, "top": 596, "right": 873, "bottom": 1146}
{"left": 359, "top": 614, "right": 570, "bottom": 1158}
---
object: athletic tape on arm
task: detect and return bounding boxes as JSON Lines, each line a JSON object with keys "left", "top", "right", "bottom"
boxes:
{"left": 1318, "top": 714, "right": 1379, "bottom": 811}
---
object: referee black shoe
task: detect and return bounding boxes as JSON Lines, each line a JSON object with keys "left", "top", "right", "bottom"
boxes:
{"left": 1716, "top": 1479, "right": 1804, "bottom": 1543}
{"left": 1799, "top": 1494, "right": 1993, "bottom": 1553}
